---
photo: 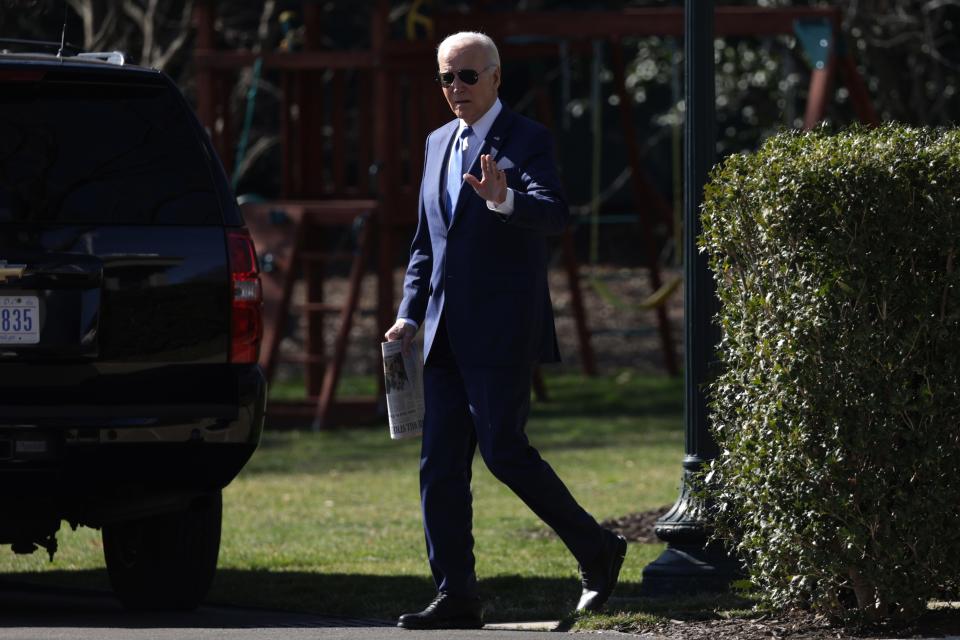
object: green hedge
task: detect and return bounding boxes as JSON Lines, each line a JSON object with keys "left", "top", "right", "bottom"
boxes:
{"left": 701, "top": 125, "right": 960, "bottom": 622}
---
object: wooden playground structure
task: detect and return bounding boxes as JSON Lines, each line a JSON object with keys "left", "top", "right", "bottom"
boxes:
{"left": 190, "top": 2, "right": 878, "bottom": 429}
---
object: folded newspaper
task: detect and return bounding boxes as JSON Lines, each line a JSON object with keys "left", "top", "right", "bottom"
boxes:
{"left": 381, "top": 340, "right": 424, "bottom": 440}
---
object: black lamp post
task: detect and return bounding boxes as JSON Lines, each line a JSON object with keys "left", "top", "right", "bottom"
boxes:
{"left": 639, "top": 0, "right": 740, "bottom": 595}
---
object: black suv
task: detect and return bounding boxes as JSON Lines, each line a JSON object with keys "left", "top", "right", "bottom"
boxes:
{"left": 0, "top": 42, "right": 266, "bottom": 610}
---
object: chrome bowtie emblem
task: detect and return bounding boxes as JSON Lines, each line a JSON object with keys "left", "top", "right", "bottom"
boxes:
{"left": 0, "top": 261, "right": 27, "bottom": 284}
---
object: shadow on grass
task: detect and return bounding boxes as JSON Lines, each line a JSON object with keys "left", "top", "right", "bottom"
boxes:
{"left": 0, "top": 569, "right": 644, "bottom": 624}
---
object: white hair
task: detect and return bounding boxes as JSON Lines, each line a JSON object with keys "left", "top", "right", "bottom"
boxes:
{"left": 436, "top": 31, "right": 500, "bottom": 67}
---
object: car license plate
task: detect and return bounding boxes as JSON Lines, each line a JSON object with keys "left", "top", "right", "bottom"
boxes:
{"left": 0, "top": 295, "right": 39, "bottom": 344}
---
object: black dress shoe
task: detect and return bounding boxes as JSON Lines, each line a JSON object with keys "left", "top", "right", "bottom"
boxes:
{"left": 397, "top": 592, "right": 483, "bottom": 630}
{"left": 576, "top": 530, "right": 628, "bottom": 612}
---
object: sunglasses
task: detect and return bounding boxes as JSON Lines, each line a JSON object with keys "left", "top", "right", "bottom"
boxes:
{"left": 436, "top": 64, "right": 496, "bottom": 87}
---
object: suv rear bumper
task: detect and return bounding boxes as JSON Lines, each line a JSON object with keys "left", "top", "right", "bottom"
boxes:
{"left": 0, "top": 365, "right": 266, "bottom": 529}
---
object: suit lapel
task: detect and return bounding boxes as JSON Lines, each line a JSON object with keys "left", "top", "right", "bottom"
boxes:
{"left": 449, "top": 107, "right": 516, "bottom": 230}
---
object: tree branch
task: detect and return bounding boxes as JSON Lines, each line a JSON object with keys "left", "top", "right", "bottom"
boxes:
{"left": 255, "top": 1, "right": 276, "bottom": 53}
{"left": 151, "top": 0, "right": 194, "bottom": 71}
{"left": 120, "top": 0, "right": 144, "bottom": 27}
{"left": 120, "top": 0, "right": 145, "bottom": 62}
{"left": 232, "top": 135, "right": 278, "bottom": 186}
{"left": 141, "top": 0, "right": 159, "bottom": 66}
{"left": 90, "top": 3, "right": 118, "bottom": 52}
{"left": 922, "top": 0, "right": 960, "bottom": 11}
{"left": 65, "top": 0, "right": 93, "bottom": 48}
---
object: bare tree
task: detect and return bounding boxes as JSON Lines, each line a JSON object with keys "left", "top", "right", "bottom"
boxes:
{"left": 844, "top": 0, "right": 960, "bottom": 123}
{"left": 59, "top": 0, "right": 194, "bottom": 71}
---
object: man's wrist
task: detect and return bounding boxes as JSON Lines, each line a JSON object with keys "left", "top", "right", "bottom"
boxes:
{"left": 486, "top": 188, "right": 515, "bottom": 215}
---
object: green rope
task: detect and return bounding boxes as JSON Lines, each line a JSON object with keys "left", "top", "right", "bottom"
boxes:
{"left": 232, "top": 56, "right": 263, "bottom": 190}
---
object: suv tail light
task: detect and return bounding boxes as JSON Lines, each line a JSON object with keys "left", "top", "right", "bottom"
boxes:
{"left": 0, "top": 70, "right": 45, "bottom": 82}
{"left": 227, "top": 229, "right": 263, "bottom": 364}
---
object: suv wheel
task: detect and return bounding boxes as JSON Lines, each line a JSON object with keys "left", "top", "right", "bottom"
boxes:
{"left": 102, "top": 491, "right": 222, "bottom": 611}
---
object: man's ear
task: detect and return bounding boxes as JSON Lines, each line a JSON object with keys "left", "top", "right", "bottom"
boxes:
{"left": 493, "top": 66, "right": 501, "bottom": 89}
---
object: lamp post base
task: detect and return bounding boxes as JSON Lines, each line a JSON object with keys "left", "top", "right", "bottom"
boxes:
{"left": 639, "top": 456, "right": 742, "bottom": 597}
{"left": 640, "top": 543, "right": 742, "bottom": 596}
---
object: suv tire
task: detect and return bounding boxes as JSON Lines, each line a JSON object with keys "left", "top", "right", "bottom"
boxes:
{"left": 102, "top": 491, "right": 223, "bottom": 611}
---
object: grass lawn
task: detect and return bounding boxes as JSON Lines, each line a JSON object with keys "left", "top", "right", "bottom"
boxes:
{"left": 0, "top": 371, "right": 686, "bottom": 624}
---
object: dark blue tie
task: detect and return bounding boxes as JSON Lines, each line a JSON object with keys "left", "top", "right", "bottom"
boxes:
{"left": 445, "top": 126, "right": 473, "bottom": 223}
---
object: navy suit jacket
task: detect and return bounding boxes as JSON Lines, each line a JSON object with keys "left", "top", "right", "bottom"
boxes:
{"left": 398, "top": 106, "right": 567, "bottom": 367}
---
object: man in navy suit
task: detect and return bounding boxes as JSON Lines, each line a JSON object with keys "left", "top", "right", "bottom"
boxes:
{"left": 384, "top": 32, "right": 627, "bottom": 630}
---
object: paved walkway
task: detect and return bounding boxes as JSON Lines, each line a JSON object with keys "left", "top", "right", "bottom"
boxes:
{"left": 13, "top": 581, "right": 954, "bottom": 640}
{"left": 0, "top": 581, "right": 648, "bottom": 640}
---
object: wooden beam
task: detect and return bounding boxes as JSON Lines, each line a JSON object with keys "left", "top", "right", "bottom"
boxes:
{"left": 193, "top": 8, "right": 845, "bottom": 77}
{"left": 803, "top": 55, "right": 837, "bottom": 129}
{"left": 839, "top": 55, "right": 880, "bottom": 125}
{"left": 313, "top": 215, "right": 373, "bottom": 430}
{"left": 303, "top": 1, "right": 324, "bottom": 51}
{"left": 610, "top": 44, "right": 674, "bottom": 233}
{"left": 610, "top": 42, "right": 677, "bottom": 376}
{"left": 533, "top": 83, "right": 595, "bottom": 378}
{"left": 191, "top": 0, "right": 215, "bottom": 50}
{"left": 372, "top": 0, "right": 395, "bottom": 407}
{"left": 304, "top": 222, "right": 326, "bottom": 397}
{"left": 434, "top": 7, "right": 841, "bottom": 40}
{"left": 194, "top": 50, "right": 376, "bottom": 70}
{"left": 561, "top": 230, "right": 597, "bottom": 377}
{"left": 332, "top": 72, "right": 346, "bottom": 192}
{"left": 191, "top": 1, "right": 216, "bottom": 140}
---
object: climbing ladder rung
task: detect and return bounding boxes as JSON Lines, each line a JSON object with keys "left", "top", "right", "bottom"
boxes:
{"left": 277, "top": 353, "right": 328, "bottom": 365}
{"left": 294, "top": 302, "right": 342, "bottom": 313}
{"left": 294, "top": 302, "right": 377, "bottom": 315}
{"left": 300, "top": 251, "right": 359, "bottom": 264}
{"left": 240, "top": 200, "right": 379, "bottom": 431}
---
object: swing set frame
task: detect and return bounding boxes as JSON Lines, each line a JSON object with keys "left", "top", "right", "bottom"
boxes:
{"left": 190, "top": 2, "right": 878, "bottom": 428}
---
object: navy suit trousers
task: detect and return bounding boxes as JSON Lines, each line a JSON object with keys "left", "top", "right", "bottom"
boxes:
{"left": 420, "top": 316, "right": 604, "bottom": 596}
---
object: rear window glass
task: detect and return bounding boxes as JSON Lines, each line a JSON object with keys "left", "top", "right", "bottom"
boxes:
{"left": 0, "top": 81, "right": 221, "bottom": 225}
